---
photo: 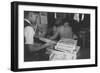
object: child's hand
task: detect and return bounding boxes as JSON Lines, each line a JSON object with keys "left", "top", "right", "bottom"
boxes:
{"left": 73, "top": 34, "right": 78, "bottom": 39}
{"left": 45, "top": 41, "right": 56, "bottom": 47}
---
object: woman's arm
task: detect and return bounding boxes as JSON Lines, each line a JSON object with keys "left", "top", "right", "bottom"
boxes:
{"left": 27, "top": 42, "right": 55, "bottom": 52}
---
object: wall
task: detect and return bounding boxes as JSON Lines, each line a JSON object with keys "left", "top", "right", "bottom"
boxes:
{"left": 0, "top": 0, "right": 99, "bottom": 73}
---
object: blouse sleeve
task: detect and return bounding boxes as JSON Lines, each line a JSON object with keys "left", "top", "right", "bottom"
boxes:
{"left": 24, "top": 26, "right": 35, "bottom": 44}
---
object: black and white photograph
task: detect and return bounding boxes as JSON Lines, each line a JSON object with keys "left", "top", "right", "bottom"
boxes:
{"left": 11, "top": 1, "right": 97, "bottom": 71}
{"left": 24, "top": 11, "right": 90, "bottom": 62}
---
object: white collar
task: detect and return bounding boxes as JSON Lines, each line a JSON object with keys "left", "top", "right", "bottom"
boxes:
{"left": 24, "top": 19, "right": 32, "bottom": 25}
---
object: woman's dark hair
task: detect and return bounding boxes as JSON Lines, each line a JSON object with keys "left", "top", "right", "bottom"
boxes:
{"left": 24, "top": 11, "right": 39, "bottom": 18}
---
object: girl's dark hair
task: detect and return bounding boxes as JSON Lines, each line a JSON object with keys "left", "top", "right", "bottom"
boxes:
{"left": 62, "top": 18, "right": 73, "bottom": 27}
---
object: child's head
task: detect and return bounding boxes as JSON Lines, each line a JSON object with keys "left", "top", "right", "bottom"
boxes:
{"left": 63, "top": 18, "right": 73, "bottom": 27}
{"left": 64, "top": 22, "right": 69, "bottom": 27}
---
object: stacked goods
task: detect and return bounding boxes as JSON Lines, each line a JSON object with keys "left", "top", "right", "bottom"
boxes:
{"left": 55, "top": 39, "right": 77, "bottom": 53}
{"left": 38, "top": 37, "right": 80, "bottom": 60}
{"left": 49, "top": 39, "right": 80, "bottom": 60}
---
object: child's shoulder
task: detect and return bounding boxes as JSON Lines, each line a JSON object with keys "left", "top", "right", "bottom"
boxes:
{"left": 57, "top": 25, "right": 64, "bottom": 30}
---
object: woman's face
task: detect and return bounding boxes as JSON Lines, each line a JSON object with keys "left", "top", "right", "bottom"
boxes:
{"left": 31, "top": 14, "right": 38, "bottom": 24}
